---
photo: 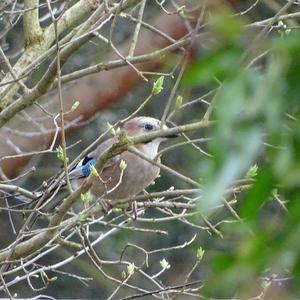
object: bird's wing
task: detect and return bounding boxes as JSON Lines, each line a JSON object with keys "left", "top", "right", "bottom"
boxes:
{"left": 69, "top": 137, "right": 121, "bottom": 179}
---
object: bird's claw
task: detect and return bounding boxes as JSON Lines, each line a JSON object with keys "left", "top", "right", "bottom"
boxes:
{"left": 129, "top": 200, "right": 137, "bottom": 220}
{"left": 99, "top": 199, "right": 111, "bottom": 214}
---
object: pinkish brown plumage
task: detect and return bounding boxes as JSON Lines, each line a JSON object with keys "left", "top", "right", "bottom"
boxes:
{"left": 70, "top": 117, "right": 175, "bottom": 205}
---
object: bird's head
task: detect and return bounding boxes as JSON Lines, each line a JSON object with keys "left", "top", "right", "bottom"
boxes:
{"left": 122, "top": 116, "right": 178, "bottom": 144}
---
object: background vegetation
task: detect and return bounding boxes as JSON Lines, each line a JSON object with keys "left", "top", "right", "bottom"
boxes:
{"left": 1, "top": 0, "right": 300, "bottom": 299}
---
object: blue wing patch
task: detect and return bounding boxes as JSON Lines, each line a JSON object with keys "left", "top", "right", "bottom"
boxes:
{"left": 81, "top": 159, "right": 97, "bottom": 177}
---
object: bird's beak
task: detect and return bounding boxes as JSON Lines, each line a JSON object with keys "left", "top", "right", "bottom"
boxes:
{"left": 162, "top": 124, "right": 179, "bottom": 138}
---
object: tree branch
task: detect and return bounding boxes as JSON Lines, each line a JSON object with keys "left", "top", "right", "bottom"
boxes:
{"left": 23, "top": 0, "right": 43, "bottom": 48}
{"left": 0, "top": 119, "right": 212, "bottom": 263}
{"left": 0, "top": 0, "right": 102, "bottom": 110}
{"left": 0, "top": 0, "right": 141, "bottom": 126}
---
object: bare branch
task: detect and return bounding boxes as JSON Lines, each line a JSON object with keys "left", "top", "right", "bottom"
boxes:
{"left": 23, "top": 0, "right": 43, "bottom": 47}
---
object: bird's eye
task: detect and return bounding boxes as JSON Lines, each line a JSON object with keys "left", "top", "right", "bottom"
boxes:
{"left": 144, "top": 123, "right": 154, "bottom": 131}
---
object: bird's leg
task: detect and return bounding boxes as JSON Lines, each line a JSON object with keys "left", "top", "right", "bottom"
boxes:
{"left": 127, "top": 189, "right": 153, "bottom": 219}
{"left": 129, "top": 189, "right": 153, "bottom": 220}
{"left": 98, "top": 198, "right": 111, "bottom": 214}
{"left": 129, "top": 200, "right": 138, "bottom": 220}
{"left": 123, "top": 199, "right": 138, "bottom": 220}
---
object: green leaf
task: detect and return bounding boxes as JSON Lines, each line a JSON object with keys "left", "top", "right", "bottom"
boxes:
{"left": 81, "top": 191, "right": 90, "bottom": 204}
{"left": 196, "top": 247, "right": 205, "bottom": 262}
{"left": 127, "top": 263, "right": 135, "bottom": 276}
{"left": 245, "top": 164, "right": 258, "bottom": 179}
{"left": 277, "top": 20, "right": 291, "bottom": 37}
{"left": 119, "top": 159, "right": 127, "bottom": 171}
{"left": 56, "top": 145, "right": 68, "bottom": 163}
{"left": 107, "top": 122, "right": 116, "bottom": 136}
{"left": 183, "top": 47, "right": 242, "bottom": 87}
{"left": 77, "top": 212, "right": 87, "bottom": 223}
{"left": 213, "top": 254, "right": 235, "bottom": 272}
{"left": 177, "top": 5, "right": 185, "bottom": 15}
{"left": 90, "top": 165, "right": 99, "bottom": 177}
{"left": 152, "top": 76, "right": 164, "bottom": 95}
{"left": 71, "top": 101, "right": 80, "bottom": 112}
{"left": 240, "top": 168, "right": 274, "bottom": 220}
{"left": 112, "top": 207, "right": 122, "bottom": 212}
{"left": 160, "top": 258, "right": 170, "bottom": 269}
{"left": 175, "top": 95, "right": 183, "bottom": 110}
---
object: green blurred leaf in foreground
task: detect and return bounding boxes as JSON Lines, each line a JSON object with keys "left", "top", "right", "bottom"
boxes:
{"left": 184, "top": 7, "right": 300, "bottom": 296}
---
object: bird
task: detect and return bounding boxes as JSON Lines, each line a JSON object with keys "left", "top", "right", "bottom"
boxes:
{"left": 68, "top": 116, "right": 178, "bottom": 211}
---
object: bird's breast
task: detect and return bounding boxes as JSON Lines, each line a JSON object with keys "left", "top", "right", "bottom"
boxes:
{"left": 91, "top": 151, "right": 160, "bottom": 201}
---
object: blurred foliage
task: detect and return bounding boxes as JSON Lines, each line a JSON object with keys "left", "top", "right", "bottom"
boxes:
{"left": 182, "top": 8, "right": 300, "bottom": 299}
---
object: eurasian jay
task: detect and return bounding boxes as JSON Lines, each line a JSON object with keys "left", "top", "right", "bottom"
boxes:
{"left": 68, "top": 116, "right": 177, "bottom": 208}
